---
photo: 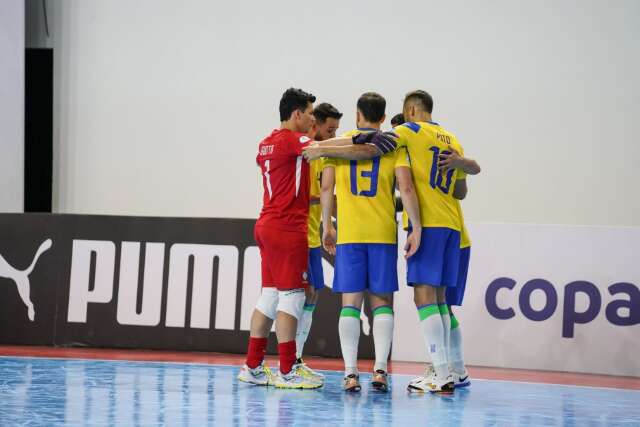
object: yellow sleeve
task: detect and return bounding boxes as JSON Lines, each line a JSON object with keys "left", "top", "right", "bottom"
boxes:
{"left": 392, "top": 125, "right": 411, "bottom": 148}
{"left": 395, "top": 146, "right": 411, "bottom": 168}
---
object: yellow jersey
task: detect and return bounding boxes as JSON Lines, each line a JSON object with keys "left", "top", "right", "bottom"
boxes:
{"left": 323, "top": 129, "right": 409, "bottom": 244}
{"left": 393, "top": 121, "right": 464, "bottom": 231}
{"left": 454, "top": 165, "right": 471, "bottom": 248}
{"left": 308, "top": 159, "right": 322, "bottom": 248}
{"left": 456, "top": 200, "right": 471, "bottom": 248}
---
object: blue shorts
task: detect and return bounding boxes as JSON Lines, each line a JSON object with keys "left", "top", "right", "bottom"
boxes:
{"left": 333, "top": 243, "right": 398, "bottom": 294}
{"left": 307, "top": 246, "right": 325, "bottom": 290}
{"left": 407, "top": 227, "right": 460, "bottom": 287}
{"left": 446, "top": 247, "right": 470, "bottom": 305}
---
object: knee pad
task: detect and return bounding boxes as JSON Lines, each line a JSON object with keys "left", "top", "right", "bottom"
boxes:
{"left": 255, "top": 287, "right": 279, "bottom": 320}
{"left": 276, "top": 288, "right": 306, "bottom": 320}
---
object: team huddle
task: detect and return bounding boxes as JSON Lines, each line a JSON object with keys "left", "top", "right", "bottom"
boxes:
{"left": 238, "top": 88, "right": 481, "bottom": 394}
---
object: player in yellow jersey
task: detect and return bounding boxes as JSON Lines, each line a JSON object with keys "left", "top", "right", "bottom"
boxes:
{"left": 390, "top": 111, "right": 480, "bottom": 390}
{"left": 318, "top": 92, "right": 422, "bottom": 392}
{"left": 294, "top": 102, "right": 343, "bottom": 383}
{"left": 389, "top": 90, "right": 469, "bottom": 394}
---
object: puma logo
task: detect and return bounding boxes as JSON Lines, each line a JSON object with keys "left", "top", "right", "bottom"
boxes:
{"left": 0, "top": 239, "right": 52, "bottom": 321}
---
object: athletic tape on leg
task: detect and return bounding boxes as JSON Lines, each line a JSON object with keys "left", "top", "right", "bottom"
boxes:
{"left": 255, "top": 288, "right": 279, "bottom": 320}
{"left": 277, "top": 289, "right": 306, "bottom": 320}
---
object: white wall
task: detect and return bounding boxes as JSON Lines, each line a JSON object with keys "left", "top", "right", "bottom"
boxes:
{"left": 0, "top": 0, "right": 25, "bottom": 212}
{"left": 50, "top": 0, "right": 640, "bottom": 226}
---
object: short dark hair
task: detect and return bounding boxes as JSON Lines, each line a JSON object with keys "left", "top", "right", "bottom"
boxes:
{"left": 390, "top": 113, "right": 405, "bottom": 127}
{"left": 357, "top": 92, "right": 386, "bottom": 123}
{"left": 404, "top": 90, "right": 433, "bottom": 114}
{"left": 313, "top": 102, "right": 343, "bottom": 124}
{"left": 279, "top": 88, "right": 316, "bottom": 121}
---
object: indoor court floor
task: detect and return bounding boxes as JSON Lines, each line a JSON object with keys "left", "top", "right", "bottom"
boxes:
{"left": 0, "top": 346, "right": 638, "bottom": 426}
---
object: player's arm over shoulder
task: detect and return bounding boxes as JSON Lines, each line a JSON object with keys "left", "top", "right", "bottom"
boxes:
{"left": 308, "top": 132, "right": 397, "bottom": 161}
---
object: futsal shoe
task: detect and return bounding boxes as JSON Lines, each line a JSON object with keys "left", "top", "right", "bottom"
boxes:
{"left": 237, "top": 362, "right": 273, "bottom": 386}
{"left": 408, "top": 364, "right": 435, "bottom": 389}
{"left": 407, "top": 363, "right": 436, "bottom": 393}
{"left": 273, "top": 366, "right": 323, "bottom": 389}
{"left": 343, "top": 374, "right": 361, "bottom": 392}
{"left": 294, "top": 358, "right": 325, "bottom": 382}
{"left": 407, "top": 376, "right": 431, "bottom": 393}
{"left": 408, "top": 370, "right": 454, "bottom": 394}
{"left": 452, "top": 369, "right": 471, "bottom": 388}
{"left": 371, "top": 370, "right": 389, "bottom": 392}
{"left": 427, "top": 374, "right": 455, "bottom": 394}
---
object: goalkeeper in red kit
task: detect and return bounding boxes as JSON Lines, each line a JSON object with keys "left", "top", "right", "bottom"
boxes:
{"left": 238, "top": 88, "right": 398, "bottom": 389}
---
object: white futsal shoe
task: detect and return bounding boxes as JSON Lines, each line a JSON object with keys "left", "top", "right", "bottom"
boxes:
{"left": 237, "top": 362, "right": 273, "bottom": 386}
{"left": 294, "top": 359, "right": 325, "bottom": 382}
{"left": 452, "top": 368, "right": 471, "bottom": 388}
{"left": 408, "top": 368, "right": 454, "bottom": 395}
{"left": 273, "top": 365, "right": 323, "bottom": 389}
{"left": 408, "top": 364, "right": 435, "bottom": 389}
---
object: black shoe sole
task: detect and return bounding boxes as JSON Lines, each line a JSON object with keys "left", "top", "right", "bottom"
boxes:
{"left": 430, "top": 382, "right": 455, "bottom": 395}
{"left": 372, "top": 382, "right": 388, "bottom": 392}
{"left": 407, "top": 384, "right": 426, "bottom": 393}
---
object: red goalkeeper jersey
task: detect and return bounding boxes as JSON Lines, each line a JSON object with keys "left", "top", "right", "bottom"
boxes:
{"left": 255, "top": 128, "right": 311, "bottom": 233}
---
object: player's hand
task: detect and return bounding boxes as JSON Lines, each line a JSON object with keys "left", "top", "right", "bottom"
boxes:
{"left": 438, "top": 148, "right": 462, "bottom": 173}
{"left": 404, "top": 228, "right": 421, "bottom": 259}
{"left": 322, "top": 225, "right": 337, "bottom": 256}
{"left": 352, "top": 131, "right": 377, "bottom": 144}
{"left": 302, "top": 144, "right": 324, "bottom": 161}
{"left": 369, "top": 131, "right": 398, "bottom": 155}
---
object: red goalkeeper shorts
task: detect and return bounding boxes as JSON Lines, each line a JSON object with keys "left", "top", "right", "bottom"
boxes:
{"left": 254, "top": 225, "right": 309, "bottom": 290}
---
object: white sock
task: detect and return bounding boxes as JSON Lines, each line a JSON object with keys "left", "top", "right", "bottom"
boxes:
{"left": 439, "top": 304, "right": 451, "bottom": 364}
{"left": 372, "top": 306, "right": 394, "bottom": 372}
{"left": 339, "top": 306, "right": 361, "bottom": 376}
{"left": 418, "top": 304, "right": 449, "bottom": 379}
{"left": 450, "top": 313, "right": 466, "bottom": 373}
{"left": 295, "top": 303, "right": 315, "bottom": 359}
